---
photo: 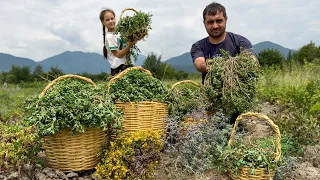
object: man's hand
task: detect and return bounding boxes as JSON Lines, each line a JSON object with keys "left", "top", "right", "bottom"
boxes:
{"left": 206, "top": 59, "right": 213, "bottom": 64}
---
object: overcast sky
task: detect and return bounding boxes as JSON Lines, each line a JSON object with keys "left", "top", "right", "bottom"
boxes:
{"left": 1, "top": 0, "right": 319, "bottom": 61}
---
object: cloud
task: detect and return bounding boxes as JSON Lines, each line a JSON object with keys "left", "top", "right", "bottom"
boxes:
{"left": 0, "top": 0, "right": 319, "bottom": 61}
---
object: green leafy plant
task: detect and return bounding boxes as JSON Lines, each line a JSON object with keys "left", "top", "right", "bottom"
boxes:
{"left": 0, "top": 122, "right": 41, "bottom": 175}
{"left": 108, "top": 69, "right": 168, "bottom": 103}
{"left": 115, "top": 10, "right": 152, "bottom": 62}
{"left": 24, "top": 78, "right": 123, "bottom": 136}
{"left": 274, "top": 110, "right": 319, "bottom": 145}
{"left": 257, "top": 62, "right": 320, "bottom": 144}
{"left": 204, "top": 50, "right": 261, "bottom": 117}
{"left": 219, "top": 137, "right": 278, "bottom": 176}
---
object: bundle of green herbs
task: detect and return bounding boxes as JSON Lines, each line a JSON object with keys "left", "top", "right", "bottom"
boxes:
{"left": 115, "top": 10, "right": 152, "bottom": 62}
{"left": 108, "top": 69, "right": 168, "bottom": 103}
{"left": 219, "top": 137, "right": 279, "bottom": 176}
{"left": 24, "top": 79, "right": 123, "bottom": 136}
{"left": 168, "top": 82, "right": 203, "bottom": 118}
{"left": 204, "top": 50, "right": 260, "bottom": 117}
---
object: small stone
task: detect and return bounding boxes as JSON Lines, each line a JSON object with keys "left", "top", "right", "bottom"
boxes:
{"left": 21, "top": 177, "right": 31, "bottom": 180}
{"left": 83, "top": 176, "right": 92, "bottom": 180}
{"left": 55, "top": 170, "right": 68, "bottom": 180}
{"left": 0, "top": 175, "right": 7, "bottom": 180}
{"left": 66, "top": 172, "right": 79, "bottom": 179}
{"left": 7, "top": 172, "right": 18, "bottom": 180}
{"left": 91, "top": 174, "right": 99, "bottom": 180}
{"left": 42, "top": 167, "right": 53, "bottom": 176}
{"left": 46, "top": 171, "right": 57, "bottom": 179}
{"left": 35, "top": 172, "right": 46, "bottom": 180}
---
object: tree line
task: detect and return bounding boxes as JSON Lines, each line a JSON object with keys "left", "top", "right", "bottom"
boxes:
{"left": 258, "top": 41, "right": 320, "bottom": 67}
{"left": 0, "top": 53, "right": 190, "bottom": 84}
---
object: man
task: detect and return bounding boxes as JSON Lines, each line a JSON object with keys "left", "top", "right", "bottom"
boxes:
{"left": 190, "top": 2, "right": 256, "bottom": 124}
{"left": 191, "top": 2, "right": 256, "bottom": 84}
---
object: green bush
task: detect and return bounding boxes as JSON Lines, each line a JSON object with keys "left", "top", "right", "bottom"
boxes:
{"left": 0, "top": 122, "right": 41, "bottom": 173}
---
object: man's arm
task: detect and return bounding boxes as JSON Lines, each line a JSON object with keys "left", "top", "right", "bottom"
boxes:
{"left": 194, "top": 57, "right": 208, "bottom": 73}
{"left": 191, "top": 43, "right": 209, "bottom": 73}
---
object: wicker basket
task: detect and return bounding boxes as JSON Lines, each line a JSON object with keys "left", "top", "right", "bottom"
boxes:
{"left": 171, "top": 80, "right": 203, "bottom": 124}
{"left": 227, "top": 112, "right": 281, "bottom": 180}
{"left": 119, "top": 8, "right": 148, "bottom": 42}
{"left": 107, "top": 66, "right": 168, "bottom": 135}
{"left": 40, "top": 74, "right": 106, "bottom": 172}
{"left": 172, "top": 80, "right": 215, "bottom": 122}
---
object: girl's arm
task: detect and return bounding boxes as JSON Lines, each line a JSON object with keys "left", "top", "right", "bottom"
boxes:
{"left": 111, "top": 41, "right": 136, "bottom": 58}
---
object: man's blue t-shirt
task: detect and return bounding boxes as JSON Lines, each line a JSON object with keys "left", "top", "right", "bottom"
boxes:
{"left": 190, "top": 32, "right": 253, "bottom": 83}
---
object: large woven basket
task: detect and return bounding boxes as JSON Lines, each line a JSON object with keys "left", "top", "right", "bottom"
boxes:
{"left": 107, "top": 66, "right": 168, "bottom": 135}
{"left": 119, "top": 8, "right": 148, "bottom": 42}
{"left": 40, "top": 74, "right": 106, "bottom": 172}
{"left": 227, "top": 112, "right": 281, "bottom": 180}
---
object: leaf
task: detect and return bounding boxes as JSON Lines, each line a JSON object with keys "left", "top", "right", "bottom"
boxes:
{"left": 310, "top": 103, "right": 320, "bottom": 112}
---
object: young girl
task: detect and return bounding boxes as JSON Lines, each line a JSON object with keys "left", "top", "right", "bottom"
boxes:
{"left": 99, "top": 9, "right": 137, "bottom": 76}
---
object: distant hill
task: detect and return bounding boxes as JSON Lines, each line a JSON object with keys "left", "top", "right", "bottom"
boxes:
{"left": 164, "top": 52, "right": 197, "bottom": 73}
{"left": 0, "top": 51, "right": 146, "bottom": 74}
{"left": 133, "top": 54, "right": 146, "bottom": 66}
{"left": 0, "top": 53, "right": 37, "bottom": 71}
{"left": 39, "top": 51, "right": 110, "bottom": 74}
{"left": 164, "top": 41, "right": 297, "bottom": 73}
{"left": 253, "top": 41, "right": 296, "bottom": 57}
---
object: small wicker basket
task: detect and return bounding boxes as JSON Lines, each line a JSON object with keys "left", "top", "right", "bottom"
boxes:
{"left": 171, "top": 80, "right": 202, "bottom": 124}
{"left": 119, "top": 8, "right": 148, "bottom": 42}
{"left": 171, "top": 80, "right": 215, "bottom": 122}
{"left": 227, "top": 112, "right": 281, "bottom": 180}
{"left": 40, "top": 74, "right": 106, "bottom": 172}
{"left": 107, "top": 66, "right": 168, "bottom": 135}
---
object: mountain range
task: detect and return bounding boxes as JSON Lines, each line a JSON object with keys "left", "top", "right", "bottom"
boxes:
{"left": 0, "top": 41, "right": 296, "bottom": 74}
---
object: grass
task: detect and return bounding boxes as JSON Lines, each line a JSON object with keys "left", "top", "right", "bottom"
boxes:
{"left": 259, "top": 61, "right": 320, "bottom": 87}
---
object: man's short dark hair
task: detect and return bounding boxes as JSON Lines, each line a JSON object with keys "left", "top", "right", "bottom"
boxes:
{"left": 203, "top": 2, "right": 227, "bottom": 20}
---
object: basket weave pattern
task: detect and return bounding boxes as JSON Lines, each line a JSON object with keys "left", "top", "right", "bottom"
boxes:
{"left": 108, "top": 67, "right": 168, "bottom": 135}
{"left": 227, "top": 112, "right": 281, "bottom": 180}
{"left": 115, "top": 102, "right": 168, "bottom": 134}
{"left": 40, "top": 74, "right": 106, "bottom": 172}
{"left": 43, "top": 128, "right": 106, "bottom": 172}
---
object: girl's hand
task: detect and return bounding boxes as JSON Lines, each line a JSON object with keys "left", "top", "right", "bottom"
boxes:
{"left": 128, "top": 39, "right": 138, "bottom": 46}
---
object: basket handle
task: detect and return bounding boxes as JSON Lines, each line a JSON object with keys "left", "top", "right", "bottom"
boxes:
{"left": 171, "top": 80, "right": 201, "bottom": 90}
{"left": 119, "top": 8, "right": 138, "bottom": 20}
{"left": 227, "top": 112, "right": 281, "bottom": 162}
{"left": 106, "top": 66, "right": 152, "bottom": 90}
{"left": 39, "top": 74, "right": 97, "bottom": 98}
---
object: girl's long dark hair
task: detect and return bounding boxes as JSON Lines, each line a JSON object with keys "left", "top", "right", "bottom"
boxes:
{"left": 99, "top": 9, "right": 115, "bottom": 59}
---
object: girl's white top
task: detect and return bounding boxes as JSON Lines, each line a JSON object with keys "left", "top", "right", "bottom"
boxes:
{"left": 105, "top": 31, "right": 127, "bottom": 69}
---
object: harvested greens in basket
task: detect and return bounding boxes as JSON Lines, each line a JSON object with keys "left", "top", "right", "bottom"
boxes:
{"left": 115, "top": 9, "right": 152, "bottom": 62}
{"left": 24, "top": 78, "right": 123, "bottom": 136}
{"left": 108, "top": 69, "right": 168, "bottom": 103}
{"left": 169, "top": 81, "right": 203, "bottom": 117}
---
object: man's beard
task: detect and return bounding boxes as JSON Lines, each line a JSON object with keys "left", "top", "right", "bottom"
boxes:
{"left": 208, "top": 28, "right": 225, "bottom": 38}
